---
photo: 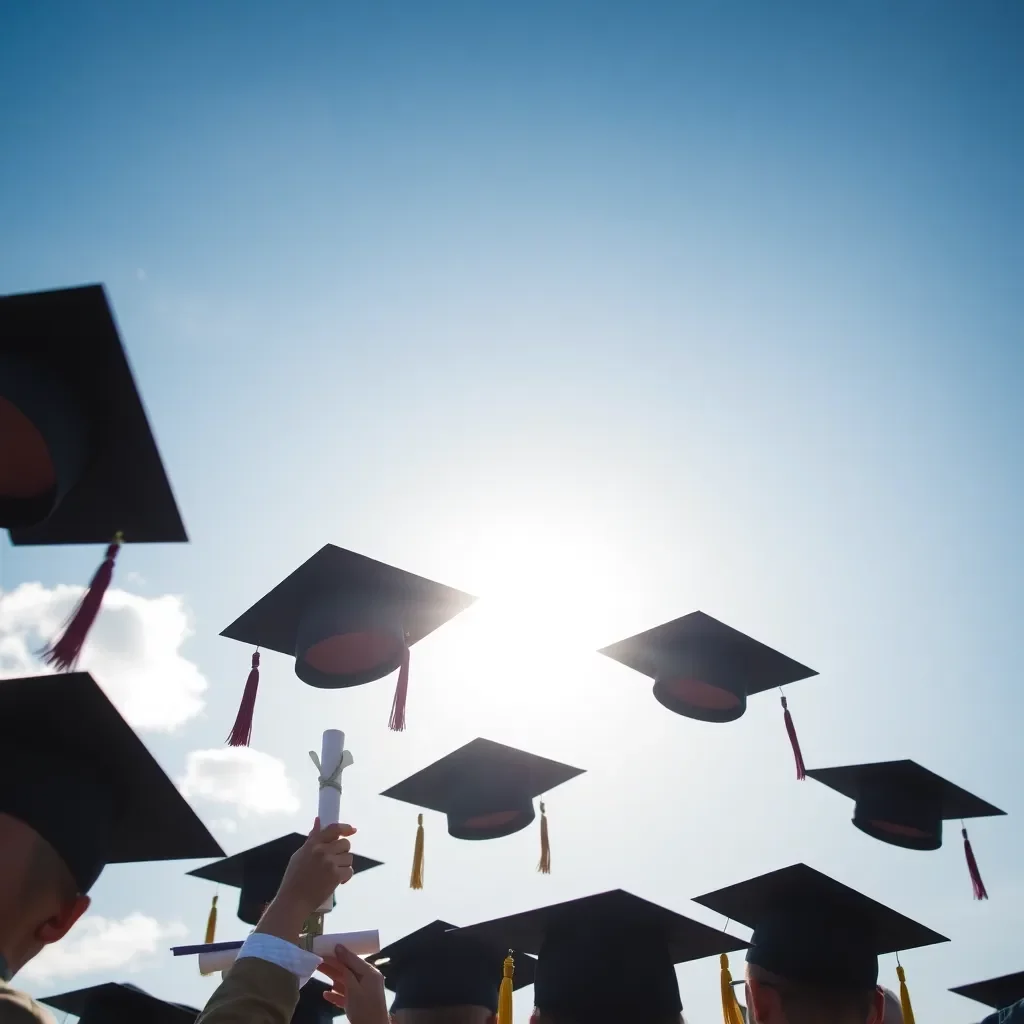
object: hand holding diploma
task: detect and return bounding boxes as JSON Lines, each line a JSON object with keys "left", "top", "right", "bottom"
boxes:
{"left": 255, "top": 817, "right": 357, "bottom": 946}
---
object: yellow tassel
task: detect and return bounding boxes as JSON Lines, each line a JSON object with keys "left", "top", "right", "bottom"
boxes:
{"left": 537, "top": 801, "right": 551, "bottom": 874}
{"left": 896, "top": 964, "right": 916, "bottom": 1024}
{"left": 497, "top": 952, "right": 514, "bottom": 1024}
{"left": 720, "top": 954, "right": 745, "bottom": 1024}
{"left": 410, "top": 813, "right": 425, "bottom": 890}
{"left": 204, "top": 894, "right": 218, "bottom": 944}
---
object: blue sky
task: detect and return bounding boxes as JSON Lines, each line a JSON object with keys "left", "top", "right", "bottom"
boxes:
{"left": 2, "top": 2, "right": 1023, "bottom": 1021}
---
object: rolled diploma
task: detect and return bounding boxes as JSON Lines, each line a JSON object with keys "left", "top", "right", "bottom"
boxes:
{"left": 317, "top": 729, "right": 345, "bottom": 912}
{"left": 198, "top": 929, "right": 379, "bottom": 975}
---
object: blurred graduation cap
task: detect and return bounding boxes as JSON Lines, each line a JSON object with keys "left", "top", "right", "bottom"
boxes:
{"left": 693, "top": 862, "right": 948, "bottom": 1020}
{"left": 951, "top": 971, "right": 1024, "bottom": 1010}
{"left": 459, "top": 888, "right": 748, "bottom": 1020}
{"left": 0, "top": 284, "right": 188, "bottom": 669}
{"left": 220, "top": 544, "right": 475, "bottom": 743}
{"left": 367, "top": 919, "right": 536, "bottom": 1021}
{"left": 599, "top": 611, "right": 817, "bottom": 779}
{"left": 189, "top": 832, "right": 384, "bottom": 936}
{"left": 0, "top": 673, "right": 222, "bottom": 893}
{"left": 40, "top": 982, "right": 199, "bottom": 1024}
{"left": 806, "top": 759, "right": 1006, "bottom": 900}
{"left": 294, "top": 979, "right": 346, "bottom": 1023}
{"left": 381, "top": 738, "right": 585, "bottom": 887}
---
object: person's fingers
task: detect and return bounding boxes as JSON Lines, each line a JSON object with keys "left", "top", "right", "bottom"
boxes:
{"left": 325, "top": 850, "right": 354, "bottom": 868}
{"left": 316, "top": 960, "right": 345, "bottom": 984}
{"left": 306, "top": 817, "right": 321, "bottom": 841}
{"left": 333, "top": 943, "right": 372, "bottom": 979}
{"left": 313, "top": 824, "right": 357, "bottom": 846}
{"left": 323, "top": 989, "right": 346, "bottom": 1008}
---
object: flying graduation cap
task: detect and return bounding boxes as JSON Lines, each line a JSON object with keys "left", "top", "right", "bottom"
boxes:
{"left": 459, "top": 888, "right": 748, "bottom": 1021}
{"left": 0, "top": 673, "right": 222, "bottom": 893}
{"left": 220, "top": 544, "right": 475, "bottom": 743}
{"left": 951, "top": 971, "right": 1024, "bottom": 1011}
{"left": 0, "top": 285, "right": 188, "bottom": 669}
{"left": 188, "top": 832, "right": 384, "bottom": 936}
{"left": 806, "top": 759, "right": 1006, "bottom": 901}
{"left": 599, "top": 611, "right": 818, "bottom": 779}
{"left": 367, "top": 919, "right": 537, "bottom": 1022}
{"left": 40, "top": 982, "right": 199, "bottom": 1024}
{"left": 380, "top": 738, "right": 585, "bottom": 888}
{"left": 693, "top": 862, "right": 949, "bottom": 1022}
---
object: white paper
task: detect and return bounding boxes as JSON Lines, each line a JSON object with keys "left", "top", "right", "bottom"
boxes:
{"left": 317, "top": 729, "right": 345, "bottom": 827}
{"left": 198, "top": 929, "right": 380, "bottom": 975}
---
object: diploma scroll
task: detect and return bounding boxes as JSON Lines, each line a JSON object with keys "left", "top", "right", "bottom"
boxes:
{"left": 171, "top": 929, "right": 381, "bottom": 974}
{"left": 309, "top": 728, "right": 354, "bottom": 912}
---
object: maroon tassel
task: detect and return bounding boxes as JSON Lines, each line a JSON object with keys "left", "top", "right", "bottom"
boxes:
{"left": 781, "top": 694, "right": 806, "bottom": 781}
{"left": 227, "top": 651, "right": 261, "bottom": 747}
{"left": 388, "top": 645, "right": 410, "bottom": 732}
{"left": 42, "top": 536, "right": 121, "bottom": 671}
{"left": 962, "top": 827, "right": 989, "bottom": 900}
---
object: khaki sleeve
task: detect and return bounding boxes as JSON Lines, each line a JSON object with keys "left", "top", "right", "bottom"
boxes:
{"left": 195, "top": 956, "right": 300, "bottom": 1024}
{"left": 0, "top": 987, "right": 57, "bottom": 1024}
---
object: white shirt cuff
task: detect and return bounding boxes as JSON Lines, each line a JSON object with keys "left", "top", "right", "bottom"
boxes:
{"left": 236, "top": 932, "right": 323, "bottom": 988}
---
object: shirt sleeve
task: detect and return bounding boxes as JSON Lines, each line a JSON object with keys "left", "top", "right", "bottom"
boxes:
{"left": 236, "top": 933, "right": 323, "bottom": 988}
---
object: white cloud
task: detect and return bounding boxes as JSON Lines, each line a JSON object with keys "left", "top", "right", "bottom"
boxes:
{"left": 18, "top": 913, "right": 186, "bottom": 983}
{"left": 0, "top": 582, "right": 207, "bottom": 732}
{"left": 211, "top": 817, "right": 239, "bottom": 835}
{"left": 178, "top": 747, "right": 300, "bottom": 816}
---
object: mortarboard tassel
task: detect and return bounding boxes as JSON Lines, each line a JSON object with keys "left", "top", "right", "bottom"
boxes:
{"left": 226, "top": 651, "right": 261, "bottom": 747}
{"left": 720, "top": 953, "right": 745, "bottom": 1024}
{"left": 896, "top": 964, "right": 916, "bottom": 1024}
{"left": 780, "top": 694, "right": 806, "bottom": 781}
{"left": 497, "top": 952, "right": 514, "bottom": 1024}
{"left": 410, "top": 813, "right": 425, "bottom": 890}
{"left": 41, "top": 533, "right": 122, "bottom": 671}
{"left": 537, "top": 801, "right": 551, "bottom": 874}
{"left": 204, "top": 894, "right": 218, "bottom": 944}
{"left": 388, "top": 644, "right": 410, "bottom": 732}
{"left": 962, "top": 826, "right": 989, "bottom": 900}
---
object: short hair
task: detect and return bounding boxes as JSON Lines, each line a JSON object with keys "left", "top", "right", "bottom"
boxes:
{"left": 747, "top": 963, "right": 876, "bottom": 1024}
{"left": 22, "top": 832, "right": 79, "bottom": 909}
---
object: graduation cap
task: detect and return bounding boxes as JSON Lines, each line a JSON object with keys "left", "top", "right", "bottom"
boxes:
{"left": 188, "top": 833, "right": 384, "bottom": 933}
{"left": 459, "top": 888, "right": 748, "bottom": 1020}
{"left": 367, "top": 919, "right": 537, "bottom": 1022}
{"left": 220, "top": 544, "right": 475, "bottom": 743}
{"left": 951, "top": 971, "right": 1024, "bottom": 1010}
{"left": 0, "top": 673, "right": 222, "bottom": 893}
{"left": 293, "top": 979, "right": 346, "bottom": 1024}
{"left": 381, "top": 738, "right": 585, "bottom": 888}
{"left": 0, "top": 284, "right": 188, "bottom": 669}
{"left": 40, "top": 982, "right": 199, "bottom": 1024}
{"left": 806, "top": 759, "right": 1006, "bottom": 900}
{"left": 599, "top": 611, "right": 818, "bottom": 779}
{"left": 693, "top": 861, "right": 948, "bottom": 1021}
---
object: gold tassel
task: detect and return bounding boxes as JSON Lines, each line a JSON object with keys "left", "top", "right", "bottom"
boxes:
{"left": 497, "top": 952, "right": 514, "bottom": 1024}
{"left": 720, "top": 953, "right": 745, "bottom": 1024}
{"left": 410, "top": 813, "right": 425, "bottom": 890}
{"left": 896, "top": 964, "right": 916, "bottom": 1024}
{"left": 204, "top": 894, "right": 218, "bottom": 944}
{"left": 537, "top": 801, "right": 551, "bottom": 874}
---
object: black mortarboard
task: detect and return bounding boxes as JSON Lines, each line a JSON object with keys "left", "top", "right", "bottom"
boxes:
{"left": 0, "top": 284, "right": 187, "bottom": 544}
{"left": 599, "top": 611, "right": 818, "bottom": 778}
{"left": 220, "top": 544, "right": 475, "bottom": 743}
{"left": 189, "top": 833, "right": 383, "bottom": 926}
{"left": 40, "top": 982, "right": 199, "bottom": 1024}
{"left": 1, "top": 285, "right": 188, "bottom": 671}
{"left": 381, "top": 738, "right": 585, "bottom": 887}
{"left": 693, "top": 863, "right": 948, "bottom": 990}
{"left": 293, "top": 979, "right": 346, "bottom": 1023}
{"left": 0, "top": 673, "right": 222, "bottom": 893}
{"left": 951, "top": 971, "right": 1024, "bottom": 1010}
{"left": 460, "top": 889, "right": 747, "bottom": 1019}
{"left": 367, "top": 920, "right": 537, "bottom": 1012}
{"left": 806, "top": 759, "right": 1005, "bottom": 898}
